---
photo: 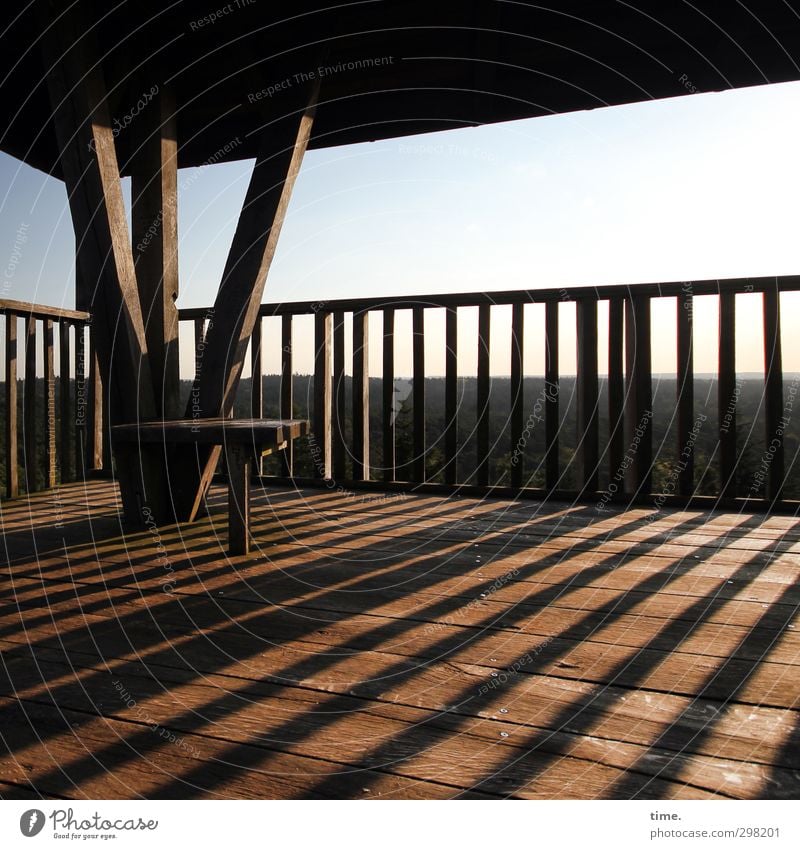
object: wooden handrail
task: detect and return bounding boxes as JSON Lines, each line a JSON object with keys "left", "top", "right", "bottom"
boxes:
{"left": 177, "top": 275, "right": 799, "bottom": 320}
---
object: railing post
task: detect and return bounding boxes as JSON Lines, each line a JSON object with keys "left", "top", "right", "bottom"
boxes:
{"left": 59, "top": 321, "right": 72, "bottom": 483}
{"left": 352, "top": 311, "right": 369, "bottom": 481}
{"left": 509, "top": 302, "right": 524, "bottom": 489}
{"left": 250, "top": 316, "right": 263, "bottom": 473}
{"left": 476, "top": 304, "right": 491, "bottom": 487}
{"left": 677, "top": 290, "right": 695, "bottom": 497}
{"left": 332, "top": 311, "right": 347, "bottom": 481}
{"left": 412, "top": 306, "right": 425, "bottom": 482}
{"left": 24, "top": 316, "right": 37, "bottom": 492}
{"left": 624, "top": 295, "right": 652, "bottom": 496}
{"left": 88, "top": 328, "right": 106, "bottom": 471}
{"left": 544, "top": 301, "right": 559, "bottom": 492}
{"left": 607, "top": 298, "right": 624, "bottom": 497}
{"left": 576, "top": 299, "right": 599, "bottom": 494}
{"left": 763, "top": 288, "right": 784, "bottom": 502}
{"left": 444, "top": 306, "right": 458, "bottom": 485}
{"left": 718, "top": 292, "right": 737, "bottom": 500}
{"left": 280, "top": 314, "right": 294, "bottom": 476}
{"left": 313, "top": 311, "right": 332, "bottom": 479}
{"left": 382, "top": 308, "right": 395, "bottom": 483}
{"left": 44, "top": 319, "right": 57, "bottom": 489}
{"left": 5, "top": 314, "right": 19, "bottom": 498}
{"left": 75, "top": 322, "right": 88, "bottom": 474}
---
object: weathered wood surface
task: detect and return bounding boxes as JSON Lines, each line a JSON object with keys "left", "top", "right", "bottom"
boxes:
{"left": 1, "top": 481, "right": 798, "bottom": 799}
{"left": 111, "top": 419, "right": 308, "bottom": 445}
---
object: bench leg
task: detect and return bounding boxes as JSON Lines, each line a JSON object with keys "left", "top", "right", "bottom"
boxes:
{"left": 226, "top": 443, "right": 251, "bottom": 555}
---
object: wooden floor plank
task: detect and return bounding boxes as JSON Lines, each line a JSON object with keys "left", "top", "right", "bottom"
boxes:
{"left": 1, "top": 480, "right": 798, "bottom": 799}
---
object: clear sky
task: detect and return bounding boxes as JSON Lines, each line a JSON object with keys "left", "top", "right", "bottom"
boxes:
{"left": 2, "top": 79, "right": 800, "bottom": 378}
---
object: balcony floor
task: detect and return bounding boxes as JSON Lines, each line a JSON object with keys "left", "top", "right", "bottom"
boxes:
{"left": 1, "top": 479, "right": 799, "bottom": 799}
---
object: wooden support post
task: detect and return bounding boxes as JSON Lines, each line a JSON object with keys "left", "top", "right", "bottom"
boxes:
{"left": 718, "top": 292, "right": 737, "bottom": 500}
{"left": 763, "top": 288, "right": 784, "bottom": 502}
{"left": 444, "top": 307, "right": 458, "bottom": 485}
{"left": 352, "top": 312, "right": 369, "bottom": 481}
{"left": 24, "top": 316, "right": 37, "bottom": 493}
{"left": 509, "top": 302, "right": 524, "bottom": 489}
{"left": 131, "top": 88, "right": 180, "bottom": 419}
{"left": 44, "top": 319, "right": 56, "bottom": 489}
{"left": 280, "top": 314, "right": 294, "bottom": 476}
{"left": 173, "top": 88, "right": 317, "bottom": 520}
{"left": 313, "top": 311, "right": 332, "bottom": 479}
{"left": 624, "top": 295, "right": 653, "bottom": 495}
{"left": 677, "top": 291, "right": 695, "bottom": 497}
{"left": 59, "top": 321, "right": 72, "bottom": 483}
{"left": 332, "top": 311, "right": 347, "bottom": 480}
{"left": 476, "top": 304, "right": 491, "bottom": 487}
{"left": 42, "top": 13, "right": 163, "bottom": 522}
{"left": 382, "top": 308, "right": 395, "bottom": 483}
{"left": 412, "top": 307, "right": 425, "bottom": 482}
{"left": 5, "top": 314, "right": 19, "bottom": 498}
{"left": 226, "top": 442, "right": 251, "bottom": 556}
{"left": 544, "top": 302, "right": 559, "bottom": 491}
{"left": 576, "top": 299, "right": 599, "bottom": 494}
{"left": 607, "top": 298, "right": 624, "bottom": 496}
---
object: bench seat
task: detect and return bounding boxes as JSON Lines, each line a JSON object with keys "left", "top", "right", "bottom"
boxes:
{"left": 111, "top": 418, "right": 309, "bottom": 554}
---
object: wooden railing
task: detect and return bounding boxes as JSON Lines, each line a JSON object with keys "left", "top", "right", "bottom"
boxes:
{"left": 1, "top": 299, "right": 102, "bottom": 497}
{"left": 178, "top": 274, "right": 800, "bottom": 510}
{"left": 4, "top": 275, "right": 798, "bottom": 510}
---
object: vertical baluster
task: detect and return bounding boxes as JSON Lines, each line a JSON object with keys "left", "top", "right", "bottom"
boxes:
{"left": 677, "top": 291, "right": 695, "bottom": 497}
{"left": 59, "top": 321, "right": 72, "bottom": 483}
{"left": 412, "top": 307, "right": 425, "bottom": 482}
{"left": 75, "top": 322, "right": 87, "bottom": 474}
{"left": 44, "top": 319, "right": 56, "bottom": 489}
{"left": 24, "top": 316, "right": 37, "bottom": 492}
{"left": 445, "top": 306, "right": 458, "bottom": 485}
{"left": 576, "top": 299, "right": 599, "bottom": 494}
{"left": 313, "top": 311, "right": 332, "bottom": 479}
{"left": 352, "top": 311, "right": 369, "bottom": 481}
{"left": 607, "top": 298, "right": 624, "bottom": 497}
{"left": 332, "top": 311, "right": 347, "bottom": 481}
{"left": 544, "top": 301, "right": 559, "bottom": 491}
{"left": 250, "top": 316, "right": 263, "bottom": 418}
{"left": 280, "top": 314, "right": 294, "bottom": 476}
{"left": 88, "top": 329, "right": 105, "bottom": 471}
{"left": 763, "top": 288, "right": 784, "bottom": 502}
{"left": 718, "top": 292, "right": 736, "bottom": 500}
{"left": 476, "top": 304, "right": 491, "bottom": 487}
{"left": 509, "top": 302, "right": 524, "bottom": 489}
{"left": 624, "top": 295, "right": 653, "bottom": 495}
{"left": 250, "top": 316, "right": 263, "bottom": 472}
{"left": 194, "top": 317, "right": 206, "bottom": 381}
{"left": 382, "top": 308, "right": 395, "bottom": 483}
{"left": 5, "top": 314, "right": 19, "bottom": 498}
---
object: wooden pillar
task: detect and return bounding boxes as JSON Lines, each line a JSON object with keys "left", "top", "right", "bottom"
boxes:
{"left": 42, "top": 11, "right": 165, "bottom": 523}
{"left": 131, "top": 88, "right": 180, "bottom": 419}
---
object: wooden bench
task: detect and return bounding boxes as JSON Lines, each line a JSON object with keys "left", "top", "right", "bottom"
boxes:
{"left": 111, "top": 418, "right": 309, "bottom": 554}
